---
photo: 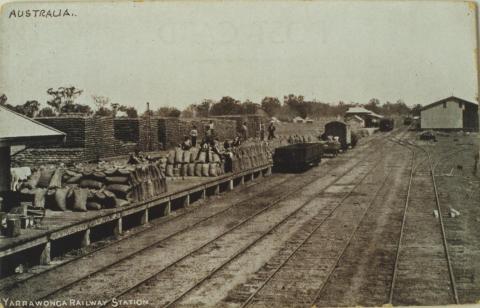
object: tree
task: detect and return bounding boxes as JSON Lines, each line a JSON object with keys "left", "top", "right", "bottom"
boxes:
{"left": 242, "top": 99, "right": 260, "bottom": 114}
{"left": 261, "top": 97, "right": 281, "bottom": 116}
{"left": 209, "top": 96, "right": 243, "bottom": 115}
{"left": 284, "top": 94, "right": 307, "bottom": 118}
{"left": 117, "top": 105, "right": 138, "bottom": 118}
{"left": 61, "top": 103, "right": 93, "bottom": 115}
{"left": 46, "top": 86, "right": 83, "bottom": 114}
{"left": 0, "top": 94, "right": 7, "bottom": 105}
{"left": 364, "top": 98, "right": 382, "bottom": 114}
{"left": 411, "top": 104, "right": 422, "bottom": 117}
{"left": 92, "top": 95, "right": 113, "bottom": 116}
{"left": 38, "top": 107, "right": 55, "bottom": 117}
{"left": 23, "top": 100, "right": 40, "bottom": 117}
{"left": 156, "top": 106, "right": 181, "bottom": 117}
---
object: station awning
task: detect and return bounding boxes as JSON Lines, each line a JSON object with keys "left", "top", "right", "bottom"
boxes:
{"left": 0, "top": 105, "right": 65, "bottom": 147}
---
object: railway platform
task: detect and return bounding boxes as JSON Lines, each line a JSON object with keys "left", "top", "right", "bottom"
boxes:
{"left": 0, "top": 164, "right": 272, "bottom": 272}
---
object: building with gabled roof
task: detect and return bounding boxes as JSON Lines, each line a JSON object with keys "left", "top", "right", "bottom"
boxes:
{"left": 420, "top": 96, "right": 478, "bottom": 131}
{"left": 0, "top": 105, "right": 65, "bottom": 194}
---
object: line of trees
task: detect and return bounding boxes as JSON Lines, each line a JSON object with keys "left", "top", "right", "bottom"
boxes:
{"left": 0, "top": 88, "right": 415, "bottom": 120}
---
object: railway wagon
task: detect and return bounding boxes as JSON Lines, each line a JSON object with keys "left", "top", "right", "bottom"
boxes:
{"left": 379, "top": 118, "right": 395, "bottom": 131}
{"left": 273, "top": 143, "right": 323, "bottom": 172}
{"left": 322, "top": 121, "right": 351, "bottom": 150}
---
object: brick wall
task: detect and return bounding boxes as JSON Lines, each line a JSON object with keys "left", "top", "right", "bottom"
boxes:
{"left": 13, "top": 116, "right": 123, "bottom": 166}
{"left": 35, "top": 117, "right": 87, "bottom": 147}
{"left": 114, "top": 117, "right": 159, "bottom": 152}
{"left": 156, "top": 117, "right": 237, "bottom": 149}
{"left": 211, "top": 115, "right": 269, "bottom": 138}
{"left": 12, "top": 148, "right": 86, "bottom": 167}
{"left": 274, "top": 117, "right": 338, "bottom": 138}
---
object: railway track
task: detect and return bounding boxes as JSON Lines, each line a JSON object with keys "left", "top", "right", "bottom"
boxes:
{"left": 104, "top": 129, "right": 407, "bottom": 307}
{"left": 211, "top": 130, "right": 410, "bottom": 308}
{"left": 0, "top": 130, "right": 386, "bottom": 293}
{"left": 102, "top": 135, "right": 401, "bottom": 307}
{"left": 1, "top": 130, "right": 397, "bottom": 303}
{"left": 388, "top": 139, "right": 460, "bottom": 305}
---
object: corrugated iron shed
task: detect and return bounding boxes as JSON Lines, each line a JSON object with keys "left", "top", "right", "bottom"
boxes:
{"left": 0, "top": 105, "right": 65, "bottom": 147}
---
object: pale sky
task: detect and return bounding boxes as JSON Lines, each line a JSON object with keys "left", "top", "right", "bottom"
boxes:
{"left": 0, "top": 1, "right": 478, "bottom": 112}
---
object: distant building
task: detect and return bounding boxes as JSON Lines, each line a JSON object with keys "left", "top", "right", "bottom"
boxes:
{"left": 270, "top": 117, "right": 281, "bottom": 123}
{"left": 345, "top": 107, "right": 382, "bottom": 127}
{"left": 292, "top": 116, "right": 305, "bottom": 123}
{"left": 345, "top": 115, "right": 365, "bottom": 130}
{"left": 420, "top": 96, "right": 479, "bottom": 131}
{"left": 304, "top": 117, "right": 314, "bottom": 124}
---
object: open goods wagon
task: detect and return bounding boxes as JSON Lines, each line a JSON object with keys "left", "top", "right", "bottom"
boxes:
{"left": 322, "top": 121, "right": 351, "bottom": 150}
{"left": 273, "top": 143, "right": 323, "bottom": 172}
{"left": 379, "top": 118, "right": 395, "bottom": 131}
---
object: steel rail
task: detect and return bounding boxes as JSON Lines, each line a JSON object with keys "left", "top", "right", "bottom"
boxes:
{"left": 105, "top": 131, "right": 403, "bottom": 308}
{"left": 3, "top": 128, "right": 386, "bottom": 294}
{"left": 391, "top": 140, "right": 460, "bottom": 305}
{"left": 238, "top": 143, "right": 399, "bottom": 308}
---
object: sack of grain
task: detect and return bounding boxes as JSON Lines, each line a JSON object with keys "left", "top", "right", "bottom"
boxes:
{"left": 185, "top": 163, "right": 194, "bottom": 176}
{"left": 166, "top": 164, "right": 174, "bottom": 177}
{"left": 167, "top": 150, "right": 175, "bottom": 164}
{"left": 182, "top": 164, "right": 189, "bottom": 177}
{"left": 102, "top": 190, "right": 116, "bottom": 208}
{"left": 92, "top": 171, "right": 106, "bottom": 181}
{"left": 48, "top": 169, "right": 63, "bottom": 189}
{"left": 114, "top": 198, "right": 130, "bottom": 207}
{"left": 106, "top": 184, "right": 131, "bottom": 199}
{"left": 66, "top": 174, "right": 82, "bottom": 184}
{"left": 24, "top": 170, "right": 41, "bottom": 189}
{"left": 209, "top": 163, "right": 218, "bottom": 177}
{"left": 106, "top": 176, "right": 129, "bottom": 184}
{"left": 70, "top": 188, "right": 88, "bottom": 212}
{"left": 37, "top": 169, "right": 55, "bottom": 188}
{"left": 202, "top": 163, "right": 210, "bottom": 177}
{"left": 183, "top": 150, "right": 191, "bottom": 164}
{"left": 104, "top": 168, "right": 117, "bottom": 176}
{"left": 190, "top": 148, "right": 198, "bottom": 162}
{"left": 175, "top": 148, "right": 183, "bottom": 163}
{"left": 80, "top": 179, "right": 104, "bottom": 190}
{"left": 86, "top": 202, "right": 102, "bottom": 210}
{"left": 197, "top": 151, "right": 206, "bottom": 163}
{"left": 173, "top": 167, "right": 180, "bottom": 177}
{"left": 212, "top": 153, "right": 221, "bottom": 163}
{"left": 50, "top": 188, "right": 69, "bottom": 211}
{"left": 195, "top": 163, "right": 202, "bottom": 176}
{"left": 33, "top": 188, "right": 47, "bottom": 208}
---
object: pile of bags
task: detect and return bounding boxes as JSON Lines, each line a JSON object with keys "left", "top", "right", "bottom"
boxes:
{"left": 230, "top": 142, "right": 272, "bottom": 173}
{"left": 159, "top": 147, "right": 226, "bottom": 178}
{"left": 14, "top": 162, "right": 167, "bottom": 212}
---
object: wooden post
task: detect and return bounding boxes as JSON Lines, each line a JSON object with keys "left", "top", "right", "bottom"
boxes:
{"left": 184, "top": 194, "right": 190, "bottom": 207}
{"left": 214, "top": 185, "right": 220, "bottom": 195}
{"left": 0, "top": 146, "right": 11, "bottom": 199}
{"left": 202, "top": 189, "right": 206, "bottom": 200}
{"left": 265, "top": 166, "right": 272, "bottom": 176}
{"left": 81, "top": 229, "right": 91, "bottom": 247}
{"left": 240, "top": 176, "right": 245, "bottom": 185}
{"left": 250, "top": 173, "right": 255, "bottom": 181}
{"left": 39, "top": 242, "right": 51, "bottom": 265}
{"left": 164, "top": 200, "right": 171, "bottom": 216}
{"left": 114, "top": 217, "right": 123, "bottom": 237}
{"left": 141, "top": 209, "right": 149, "bottom": 225}
{"left": 228, "top": 179, "right": 234, "bottom": 191}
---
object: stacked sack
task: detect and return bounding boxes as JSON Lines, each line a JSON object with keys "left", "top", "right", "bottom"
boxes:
{"left": 15, "top": 162, "right": 167, "bottom": 212}
{"left": 159, "top": 147, "right": 225, "bottom": 178}
{"left": 231, "top": 142, "right": 272, "bottom": 173}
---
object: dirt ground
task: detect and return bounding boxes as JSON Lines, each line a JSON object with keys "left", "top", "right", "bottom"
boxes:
{"left": 2, "top": 129, "right": 479, "bottom": 307}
